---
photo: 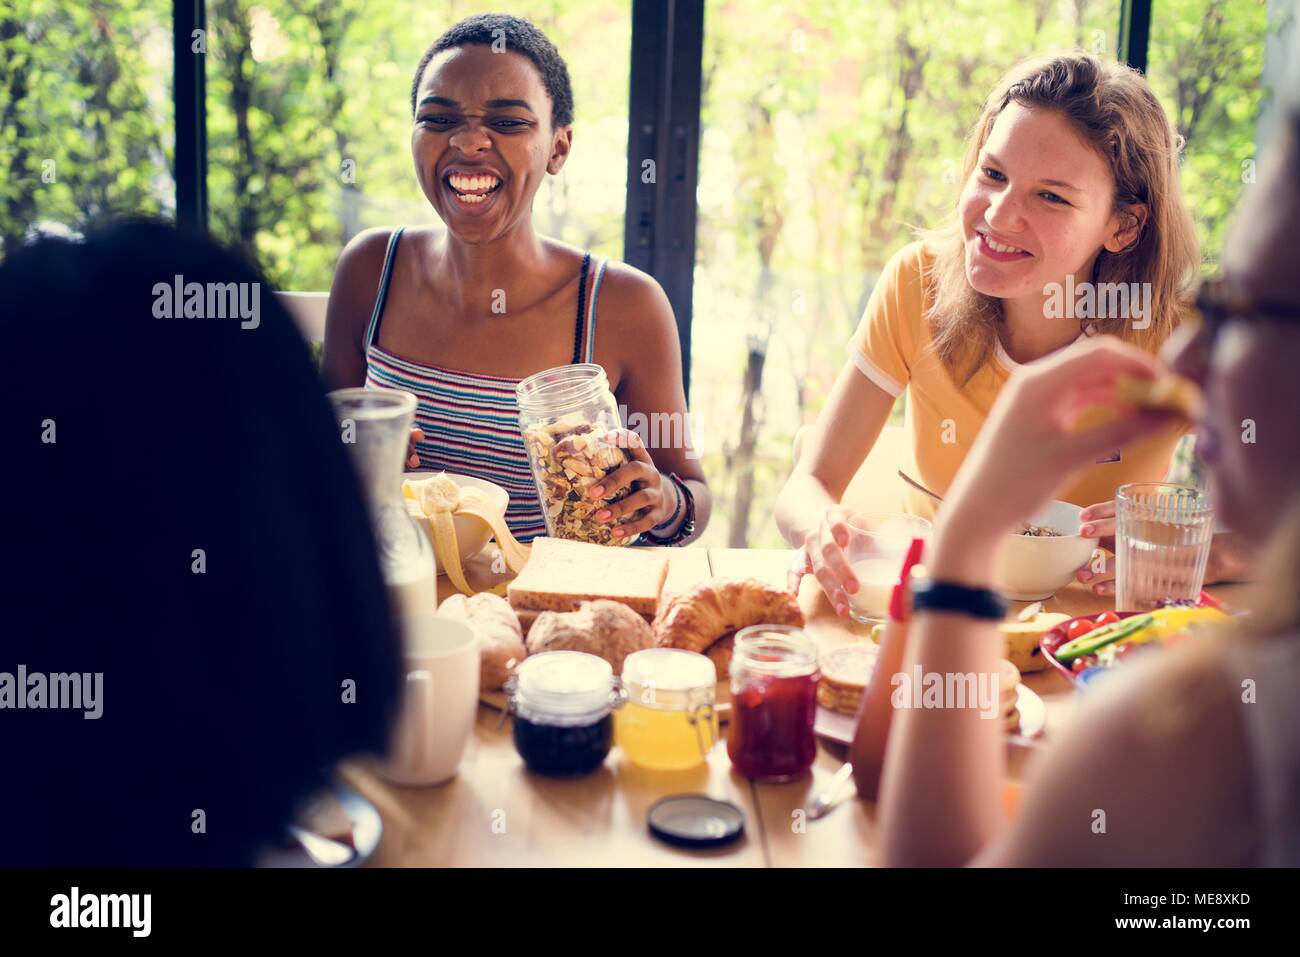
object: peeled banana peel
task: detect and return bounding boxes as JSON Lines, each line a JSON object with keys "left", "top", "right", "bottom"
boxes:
{"left": 402, "top": 474, "right": 532, "bottom": 596}
{"left": 456, "top": 487, "right": 532, "bottom": 571}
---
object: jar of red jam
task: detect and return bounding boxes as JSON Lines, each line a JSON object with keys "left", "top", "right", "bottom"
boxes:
{"left": 726, "top": 625, "right": 820, "bottom": 782}
{"left": 507, "top": 652, "right": 623, "bottom": 776}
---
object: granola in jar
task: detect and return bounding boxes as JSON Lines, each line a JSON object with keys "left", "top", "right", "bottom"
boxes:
{"left": 517, "top": 364, "right": 641, "bottom": 546}
{"left": 523, "top": 411, "right": 636, "bottom": 545}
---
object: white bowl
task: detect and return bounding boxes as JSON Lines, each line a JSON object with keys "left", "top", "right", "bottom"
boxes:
{"left": 992, "top": 500, "right": 1099, "bottom": 601}
{"left": 404, "top": 472, "right": 510, "bottom": 565}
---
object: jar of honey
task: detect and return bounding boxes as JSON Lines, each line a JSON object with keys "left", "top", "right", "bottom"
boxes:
{"left": 727, "top": 625, "right": 820, "bottom": 782}
{"left": 508, "top": 651, "right": 624, "bottom": 776}
{"left": 616, "top": 649, "right": 717, "bottom": 771}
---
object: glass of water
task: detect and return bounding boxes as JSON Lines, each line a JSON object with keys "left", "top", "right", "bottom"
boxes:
{"left": 1115, "top": 483, "right": 1214, "bottom": 611}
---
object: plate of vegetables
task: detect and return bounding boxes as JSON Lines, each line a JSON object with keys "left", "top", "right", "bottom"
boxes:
{"left": 1040, "top": 596, "right": 1232, "bottom": 686}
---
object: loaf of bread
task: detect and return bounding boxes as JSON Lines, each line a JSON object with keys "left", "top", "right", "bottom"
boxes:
{"left": 506, "top": 536, "right": 669, "bottom": 616}
{"left": 525, "top": 600, "right": 656, "bottom": 673}
{"left": 439, "top": 592, "right": 526, "bottom": 691}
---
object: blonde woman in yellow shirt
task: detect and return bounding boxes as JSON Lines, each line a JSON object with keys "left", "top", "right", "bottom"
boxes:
{"left": 777, "top": 52, "right": 1209, "bottom": 616}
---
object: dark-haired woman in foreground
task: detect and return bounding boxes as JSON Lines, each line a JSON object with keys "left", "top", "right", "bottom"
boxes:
{"left": 324, "top": 14, "right": 710, "bottom": 545}
{"left": 0, "top": 220, "right": 401, "bottom": 865}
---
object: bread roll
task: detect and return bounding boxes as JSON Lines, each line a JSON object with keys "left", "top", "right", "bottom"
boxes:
{"left": 514, "top": 604, "right": 655, "bottom": 638}
{"left": 526, "top": 600, "right": 655, "bottom": 673}
{"left": 439, "top": 592, "right": 526, "bottom": 691}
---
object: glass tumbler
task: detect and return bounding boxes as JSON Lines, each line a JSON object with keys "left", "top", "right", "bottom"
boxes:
{"left": 1115, "top": 482, "right": 1214, "bottom": 611}
{"left": 843, "top": 513, "right": 932, "bottom": 624}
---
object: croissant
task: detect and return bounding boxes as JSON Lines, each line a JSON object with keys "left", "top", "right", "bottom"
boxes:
{"left": 653, "top": 578, "right": 804, "bottom": 670}
{"left": 705, "top": 635, "right": 736, "bottom": 677}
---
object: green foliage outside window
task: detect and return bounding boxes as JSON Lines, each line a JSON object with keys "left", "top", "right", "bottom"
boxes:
{"left": 0, "top": 0, "right": 1277, "bottom": 549}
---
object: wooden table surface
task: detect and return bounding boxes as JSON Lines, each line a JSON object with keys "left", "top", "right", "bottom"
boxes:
{"left": 341, "top": 546, "right": 1253, "bottom": 867}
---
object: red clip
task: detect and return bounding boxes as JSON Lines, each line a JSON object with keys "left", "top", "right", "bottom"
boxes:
{"left": 888, "top": 537, "right": 926, "bottom": 622}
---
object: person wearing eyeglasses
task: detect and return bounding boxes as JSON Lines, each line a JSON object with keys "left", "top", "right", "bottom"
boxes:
{"left": 874, "top": 84, "right": 1300, "bottom": 867}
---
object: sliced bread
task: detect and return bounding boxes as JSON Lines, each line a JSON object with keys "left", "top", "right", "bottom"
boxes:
{"left": 506, "top": 536, "right": 669, "bottom": 616}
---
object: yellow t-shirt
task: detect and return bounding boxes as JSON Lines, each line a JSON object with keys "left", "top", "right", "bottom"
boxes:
{"left": 848, "top": 241, "right": 1185, "bottom": 522}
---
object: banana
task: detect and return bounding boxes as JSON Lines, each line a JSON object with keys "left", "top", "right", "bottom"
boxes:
{"left": 456, "top": 487, "right": 531, "bottom": 573}
{"left": 402, "top": 474, "right": 532, "bottom": 595}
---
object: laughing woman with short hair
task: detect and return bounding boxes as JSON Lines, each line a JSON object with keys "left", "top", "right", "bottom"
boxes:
{"left": 323, "top": 14, "right": 710, "bottom": 546}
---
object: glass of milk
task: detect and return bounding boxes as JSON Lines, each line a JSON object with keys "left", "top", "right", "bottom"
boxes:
{"left": 844, "top": 513, "right": 931, "bottom": 625}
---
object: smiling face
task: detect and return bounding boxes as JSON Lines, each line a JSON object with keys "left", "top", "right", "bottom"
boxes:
{"left": 411, "top": 45, "right": 572, "bottom": 244}
{"left": 959, "top": 103, "right": 1140, "bottom": 305}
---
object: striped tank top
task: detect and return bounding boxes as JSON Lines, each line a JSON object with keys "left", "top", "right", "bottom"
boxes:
{"left": 363, "top": 226, "right": 609, "bottom": 542}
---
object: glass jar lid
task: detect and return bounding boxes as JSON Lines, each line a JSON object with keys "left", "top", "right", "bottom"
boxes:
{"left": 621, "top": 648, "right": 716, "bottom": 710}
{"left": 513, "top": 651, "right": 615, "bottom": 722}
{"left": 732, "top": 625, "right": 818, "bottom": 677}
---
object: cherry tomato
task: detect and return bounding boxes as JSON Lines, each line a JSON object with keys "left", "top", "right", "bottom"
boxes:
{"left": 1071, "top": 656, "right": 1095, "bottom": 674}
{"left": 1094, "top": 611, "right": 1121, "bottom": 627}
{"left": 1197, "top": 591, "right": 1223, "bottom": 610}
{"left": 1065, "top": 618, "right": 1099, "bottom": 643}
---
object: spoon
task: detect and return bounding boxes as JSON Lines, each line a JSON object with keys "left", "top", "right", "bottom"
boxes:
{"left": 288, "top": 825, "right": 355, "bottom": 867}
{"left": 1017, "top": 600, "right": 1045, "bottom": 621}
{"left": 807, "top": 762, "right": 856, "bottom": 820}
{"left": 897, "top": 469, "right": 944, "bottom": 505}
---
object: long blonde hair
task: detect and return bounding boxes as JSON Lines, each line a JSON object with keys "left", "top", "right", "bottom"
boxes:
{"left": 923, "top": 53, "right": 1200, "bottom": 382}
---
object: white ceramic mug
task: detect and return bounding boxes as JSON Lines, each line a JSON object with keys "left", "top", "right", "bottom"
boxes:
{"left": 378, "top": 615, "right": 480, "bottom": 787}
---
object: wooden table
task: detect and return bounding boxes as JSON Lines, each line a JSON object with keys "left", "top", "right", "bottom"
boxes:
{"left": 341, "top": 547, "right": 1253, "bottom": 867}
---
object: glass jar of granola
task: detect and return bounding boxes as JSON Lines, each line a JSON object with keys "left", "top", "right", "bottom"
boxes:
{"left": 516, "top": 363, "right": 637, "bottom": 546}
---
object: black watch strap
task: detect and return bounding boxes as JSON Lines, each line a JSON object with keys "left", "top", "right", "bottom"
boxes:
{"left": 910, "top": 579, "right": 1008, "bottom": 620}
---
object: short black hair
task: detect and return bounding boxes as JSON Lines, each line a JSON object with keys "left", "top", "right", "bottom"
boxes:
{"left": 410, "top": 13, "right": 574, "bottom": 128}
{"left": 0, "top": 219, "right": 401, "bottom": 865}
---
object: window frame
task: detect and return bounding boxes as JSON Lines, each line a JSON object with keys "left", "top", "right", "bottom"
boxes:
{"left": 170, "top": 0, "right": 1153, "bottom": 392}
{"left": 173, "top": 0, "right": 208, "bottom": 232}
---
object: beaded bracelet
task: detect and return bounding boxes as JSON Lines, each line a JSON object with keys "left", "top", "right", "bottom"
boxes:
{"left": 651, "top": 475, "right": 683, "bottom": 532}
{"left": 644, "top": 473, "right": 697, "bottom": 546}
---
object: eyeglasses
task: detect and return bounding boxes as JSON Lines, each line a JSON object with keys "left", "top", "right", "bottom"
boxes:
{"left": 1192, "top": 275, "right": 1300, "bottom": 347}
